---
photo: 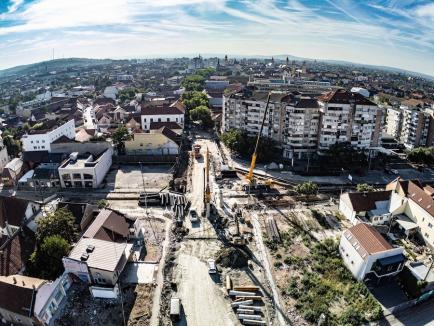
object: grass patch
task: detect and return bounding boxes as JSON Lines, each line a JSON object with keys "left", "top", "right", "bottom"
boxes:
{"left": 285, "top": 238, "right": 383, "bottom": 324}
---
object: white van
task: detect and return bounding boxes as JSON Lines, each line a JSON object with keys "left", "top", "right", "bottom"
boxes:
{"left": 207, "top": 259, "right": 217, "bottom": 274}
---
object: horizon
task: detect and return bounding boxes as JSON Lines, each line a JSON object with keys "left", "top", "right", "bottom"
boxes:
{"left": 2, "top": 54, "right": 434, "bottom": 80}
{"left": 0, "top": 1, "right": 433, "bottom": 76}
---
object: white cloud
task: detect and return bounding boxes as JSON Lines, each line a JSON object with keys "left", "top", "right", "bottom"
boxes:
{"left": 7, "top": 0, "right": 24, "bottom": 13}
{"left": 415, "top": 3, "right": 434, "bottom": 21}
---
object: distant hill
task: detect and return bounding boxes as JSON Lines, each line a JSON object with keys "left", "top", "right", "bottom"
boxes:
{"left": 0, "top": 58, "right": 115, "bottom": 78}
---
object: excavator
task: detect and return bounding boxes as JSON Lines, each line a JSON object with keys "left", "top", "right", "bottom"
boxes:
{"left": 244, "top": 92, "right": 274, "bottom": 192}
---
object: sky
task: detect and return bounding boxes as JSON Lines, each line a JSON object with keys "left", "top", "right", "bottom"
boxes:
{"left": 0, "top": 0, "right": 433, "bottom": 76}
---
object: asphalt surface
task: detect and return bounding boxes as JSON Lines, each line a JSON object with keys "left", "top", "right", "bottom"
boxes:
{"left": 377, "top": 299, "right": 434, "bottom": 326}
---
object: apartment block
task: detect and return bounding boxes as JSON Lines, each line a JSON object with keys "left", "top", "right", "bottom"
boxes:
{"left": 399, "top": 106, "right": 434, "bottom": 149}
{"left": 222, "top": 88, "right": 381, "bottom": 157}
{"left": 317, "top": 89, "right": 382, "bottom": 150}
{"left": 385, "top": 107, "right": 402, "bottom": 139}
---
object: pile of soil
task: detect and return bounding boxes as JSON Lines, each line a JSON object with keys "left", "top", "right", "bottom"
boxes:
{"left": 215, "top": 247, "right": 249, "bottom": 268}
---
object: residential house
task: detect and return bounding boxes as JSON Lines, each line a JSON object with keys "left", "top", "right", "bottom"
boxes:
{"left": 21, "top": 119, "right": 76, "bottom": 152}
{"left": 33, "top": 273, "right": 73, "bottom": 326}
{"left": 63, "top": 238, "right": 131, "bottom": 286}
{"left": 0, "top": 144, "right": 9, "bottom": 174}
{"left": 140, "top": 105, "right": 184, "bottom": 132}
{"left": 1, "top": 158, "right": 24, "bottom": 186}
{"left": 339, "top": 191, "right": 393, "bottom": 225}
{"left": 0, "top": 275, "right": 46, "bottom": 325}
{"left": 387, "top": 179, "right": 434, "bottom": 247}
{"left": 82, "top": 208, "right": 144, "bottom": 243}
{"left": 339, "top": 223, "right": 405, "bottom": 281}
{"left": 58, "top": 148, "right": 113, "bottom": 189}
{"left": 124, "top": 129, "right": 179, "bottom": 156}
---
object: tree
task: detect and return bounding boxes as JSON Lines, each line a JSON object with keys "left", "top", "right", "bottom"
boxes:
{"left": 181, "top": 91, "right": 208, "bottom": 111}
{"left": 295, "top": 181, "right": 319, "bottom": 196}
{"left": 112, "top": 125, "right": 129, "bottom": 153}
{"left": 181, "top": 75, "right": 205, "bottom": 91}
{"left": 36, "top": 208, "right": 78, "bottom": 244}
{"left": 190, "top": 105, "right": 213, "bottom": 128}
{"left": 220, "top": 129, "right": 279, "bottom": 163}
{"left": 118, "top": 88, "right": 137, "bottom": 102}
{"left": 356, "top": 183, "right": 375, "bottom": 192}
{"left": 407, "top": 147, "right": 434, "bottom": 165}
{"left": 28, "top": 235, "right": 70, "bottom": 280}
{"left": 2, "top": 135, "right": 21, "bottom": 157}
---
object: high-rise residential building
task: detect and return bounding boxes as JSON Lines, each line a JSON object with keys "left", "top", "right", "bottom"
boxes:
{"left": 385, "top": 105, "right": 434, "bottom": 149}
{"left": 317, "top": 89, "right": 382, "bottom": 150}
{"left": 222, "top": 88, "right": 381, "bottom": 158}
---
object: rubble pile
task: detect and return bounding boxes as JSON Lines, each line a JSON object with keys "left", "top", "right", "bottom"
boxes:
{"left": 216, "top": 247, "right": 249, "bottom": 268}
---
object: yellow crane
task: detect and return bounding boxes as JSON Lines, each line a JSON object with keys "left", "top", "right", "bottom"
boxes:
{"left": 247, "top": 92, "right": 272, "bottom": 185}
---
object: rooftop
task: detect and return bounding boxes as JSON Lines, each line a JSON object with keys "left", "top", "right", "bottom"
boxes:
{"left": 344, "top": 223, "right": 393, "bottom": 258}
{"left": 68, "top": 238, "right": 127, "bottom": 272}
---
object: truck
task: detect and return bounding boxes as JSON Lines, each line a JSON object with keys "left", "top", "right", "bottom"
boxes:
{"left": 193, "top": 144, "right": 202, "bottom": 159}
{"left": 170, "top": 297, "right": 181, "bottom": 321}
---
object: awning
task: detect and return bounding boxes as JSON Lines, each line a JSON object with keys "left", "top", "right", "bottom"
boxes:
{"left": 396, "top": 216, "right": 418, "bottom": 231}
{"left": 378, "top": 254, "right": 405, "bottom": 266}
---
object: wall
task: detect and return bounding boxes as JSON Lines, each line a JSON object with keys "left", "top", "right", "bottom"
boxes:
{"left": 339, "top": 195, "right": 356, "bottom": 223}
{"left": 51, "top": 141, "right": 111, "bottom": 156}
{"left": 90, "top": 285, "right": 119, "bottom": 299}
{"left": 340, "top": 235, "right": 366, "bottom": 280}
{"left": 140, "top": 114, "right": 184, "bottom": 131}
{"left": 124, "top": 134, "right": 179, "bottom": 156}
{"left": 405, "top": 199, "right": 434, "bottom": 247}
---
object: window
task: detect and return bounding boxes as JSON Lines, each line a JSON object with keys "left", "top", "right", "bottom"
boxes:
{"left": 429, "top": 223, "right": 433, "bottom": 228}
{"left": 83, "top": 174, "right": 93, "bottom": 180}
{"left": 62, "top": 174, "right": 71, "bottom": 180}
{"left": 72, "top": 173, "right": 81, "bottom": 179}
{"left": 158, "top": 118, "right": 161, "bottom": 122}
{"left": 167, "top": 118, "right": 170, "bottom": 122}
{"left": 150, "top": 118, "right": 153, "bottom": 122}
{"left": 73, "top": 181, "right": 82, "bottom": 187}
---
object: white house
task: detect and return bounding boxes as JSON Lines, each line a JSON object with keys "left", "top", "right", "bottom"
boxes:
{"left": 339, "top": 191, "right": 393, "bottom": 225}
{"left": 0, "top": 145, "right": 9, "bottom": 173}
{"left": 33, "top": 273, "right": 73, "bottom": 325}
{"left": 339, "top": 223, "right": 405, "bottom": 281}
{"left": 124, "top": 128, "right": 179, "bottom": 156}
{"left": 21, "top": 119, "right": 76, "bottom": 152}
{"left": 58, "top": 148, "right": 113, "bottom": 189}
{"left": 140, "top": 105, "right": 184, "bottom": 131}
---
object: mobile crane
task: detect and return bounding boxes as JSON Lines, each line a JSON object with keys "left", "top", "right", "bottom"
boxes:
{"left": 245, "top": 92, "right": 273, "bottom": 191}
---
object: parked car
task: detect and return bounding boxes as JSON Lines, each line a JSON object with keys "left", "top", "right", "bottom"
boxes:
{"left": 170, "top": 297, "right": 181, "bottom": 321}
{"left": 207, "top": 259, "right": 217, "bottom": 274}
{"left": 189, "top": 208, "right": 198, "bottom": 223}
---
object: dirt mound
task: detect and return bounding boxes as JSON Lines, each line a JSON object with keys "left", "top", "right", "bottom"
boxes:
{"left": 215, "top": 247, "right": 249, "bottom": 268}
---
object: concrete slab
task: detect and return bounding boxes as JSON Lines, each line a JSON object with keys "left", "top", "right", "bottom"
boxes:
{"left": 121, "top": 262, "right": 157, "bottom": 284}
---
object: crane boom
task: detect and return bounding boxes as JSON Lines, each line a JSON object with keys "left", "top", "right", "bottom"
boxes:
{"left": 247, "top": 92, "right": 272, "bottom": 183}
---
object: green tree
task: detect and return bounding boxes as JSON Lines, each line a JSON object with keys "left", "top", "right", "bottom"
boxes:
{"left": 356, "top": 183, "right": 375, "bottom": 192}
{"left": 2, "top": 135, "right": 21, "bottom": 157}
{"left": 190, "top": 105, "right": 213, "bottom": 128}
{"left": 181, "top": 91, "right": 209, "bottom": 111}
{"left": 181, "top": 75, "right": 205, "bottom": 91}
{"left": 295, "top": 181, "right": 319, "bottom": 196}
{"left": 28, "top": 235, "right": 70, "bottom": 280}
{"left": 118, "top": 88, "right": 137, "bottom": 102}
{"left": 407, "top": 147, "right": 434, "bottom": 165}
{"left": 112, "top": 125, "right": 129, "bottom": 153}
{"left": 36, "top": 208, "right": 78, "bottom": 244}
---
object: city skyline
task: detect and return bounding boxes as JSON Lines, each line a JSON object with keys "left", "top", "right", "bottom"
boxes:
{"left": 0, "top": 0, "right": 433, "bottom": 76}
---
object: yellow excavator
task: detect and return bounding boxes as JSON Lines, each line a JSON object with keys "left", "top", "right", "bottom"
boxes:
{"left": 245, "top": 92, "right": 274, "bottom": 190}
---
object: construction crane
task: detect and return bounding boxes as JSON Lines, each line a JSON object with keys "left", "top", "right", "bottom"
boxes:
{"left": 246, "top": 92, "right": 272, "bottom": 186}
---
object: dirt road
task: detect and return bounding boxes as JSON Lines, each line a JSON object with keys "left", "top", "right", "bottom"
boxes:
{"left": 172, "top": 138, "right": 239, "bottom": 326}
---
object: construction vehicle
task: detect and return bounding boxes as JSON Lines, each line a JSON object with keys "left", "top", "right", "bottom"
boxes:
{"left": 245, "top": 92, "right": 274, "bottom": 191}
{"left": 193, "top": 144, "right": 202, "bottom": 159}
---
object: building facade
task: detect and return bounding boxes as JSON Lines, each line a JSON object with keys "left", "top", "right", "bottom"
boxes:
{"left": 58, "top": 148, "right": 113, "bottom": 189}
{"left": 140, "top": 106, "right": 184, "bottom": 131}
{"left": 222, "top": 88, "right": 381, "bottom": 158}
{"left": 317, "top": 89, "right": 382, "bottom": 150}
{"left": 21, "top": 119, "right": 76, "bottom": 152}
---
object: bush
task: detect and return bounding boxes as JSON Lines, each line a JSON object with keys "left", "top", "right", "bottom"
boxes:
{"left": 357, "top": 183, "right": 375, "bottom": 192}
{"left": 295, "top": 182, "right": 318, "bottom": 196}
{"left": 274, "top": 261, "right": 283, "bottom": 268}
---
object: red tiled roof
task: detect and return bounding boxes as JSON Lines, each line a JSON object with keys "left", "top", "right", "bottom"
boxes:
{"left": 344, "top": 223, "right": 392, "bottom": 258}
{"left": 141, "top": 105, "right": 184, "bottom": 116}
{"left": 407, "top": 181, "right": 434, "bottom": 216}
